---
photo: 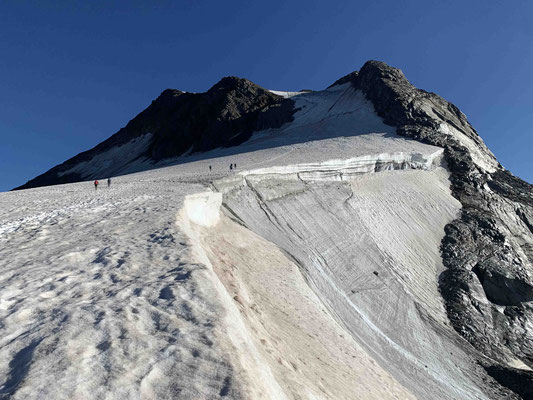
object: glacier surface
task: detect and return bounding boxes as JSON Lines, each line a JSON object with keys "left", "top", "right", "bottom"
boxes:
{"left": 0, "top": 84, "right": 500, "bottom": 399}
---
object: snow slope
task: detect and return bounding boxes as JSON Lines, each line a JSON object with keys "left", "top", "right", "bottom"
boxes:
{"left": 0, "top": 176, "right": 252, "bottom": 399}
{"left": 182, "top": 194, "right": 416, "bottom": 400}
{"left": 0, "top": 83, "right": 500, "bottom": 398}
{"left": 214, "top": 166, "right": 490, "bottom": 400}
{"left": 57, "top": 134, "right": 154, "bottom": 179}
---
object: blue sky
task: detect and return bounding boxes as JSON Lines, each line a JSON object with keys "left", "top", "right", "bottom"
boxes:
{"left": 0, "top": 0, "right": 532, "bottom": 191}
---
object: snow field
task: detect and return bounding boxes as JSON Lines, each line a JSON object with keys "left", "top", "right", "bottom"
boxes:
{"left": 0, "top": 179, "right": 245, "bottom": 399}
{"left": 0, "top": 82, "right": 489, "bottom": 399}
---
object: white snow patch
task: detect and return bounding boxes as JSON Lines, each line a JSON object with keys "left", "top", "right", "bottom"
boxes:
{"left": 58, "top": 133, "right": 153, "bottom": 179}
{"left": 268, "top": 90, "right": 305, "bottom": 98}
{"left": 183, "top": 192, "right": 222, "bottom": 227}
{"left": 438, "top": 123, "right": 498, "bottom": 173}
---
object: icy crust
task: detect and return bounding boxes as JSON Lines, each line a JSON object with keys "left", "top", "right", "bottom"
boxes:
{"left": 237, "top": 149, "right": 444, "bottom": 181}
{"left": 268, "top": 90, "right": 304, "bottom": 98}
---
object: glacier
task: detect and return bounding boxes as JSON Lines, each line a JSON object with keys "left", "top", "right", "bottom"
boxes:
{"left": 1, "top": 63, "right": 532, "bottom": 399}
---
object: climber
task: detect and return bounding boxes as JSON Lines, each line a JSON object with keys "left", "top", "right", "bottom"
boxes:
{"left": 94, "top": 180, "right": 99, "bottom": 190}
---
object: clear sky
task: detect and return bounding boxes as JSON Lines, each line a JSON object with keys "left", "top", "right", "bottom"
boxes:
{"left": 1, "top": 1, "right": 532, "bottom": 191}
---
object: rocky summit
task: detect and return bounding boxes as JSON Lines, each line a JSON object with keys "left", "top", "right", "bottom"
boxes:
{"left": 2, "top": 61, "right": 533, "bottom": 399}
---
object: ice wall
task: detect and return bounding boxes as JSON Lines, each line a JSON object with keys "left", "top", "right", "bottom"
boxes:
{"left": 210, "top": 158, "right": 495, "bottom": 400}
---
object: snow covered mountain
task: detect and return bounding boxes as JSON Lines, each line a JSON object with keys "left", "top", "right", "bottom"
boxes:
{"left": 14, "top": 77, "right": 296, "bottom": 190}
{"left": 2, "top": 61, "right": 533, "bottom": 399}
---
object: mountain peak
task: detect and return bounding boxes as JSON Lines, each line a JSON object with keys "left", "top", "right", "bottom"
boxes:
{"left": 207, "top": 75, "right": 276, "bottom": 102}
{"left": 210, "top": 75, "right": 253, "bottom": 89}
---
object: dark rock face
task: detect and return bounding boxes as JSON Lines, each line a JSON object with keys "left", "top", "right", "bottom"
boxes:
{"left": 148, "top": 77, "right": 295, "bottom": 160}
{"left": 486, "top": 365, "right": 533, "bottom": 399}
{"left": 337, "top": 60, "right": 533, "bottom": 398}
{"left": 15, "top": 77, "right": 295, "bottom": 190}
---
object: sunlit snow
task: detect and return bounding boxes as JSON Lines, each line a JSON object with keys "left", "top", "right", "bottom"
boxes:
{"left": 0, "top": 84, "right": 491, "bottom": 399}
